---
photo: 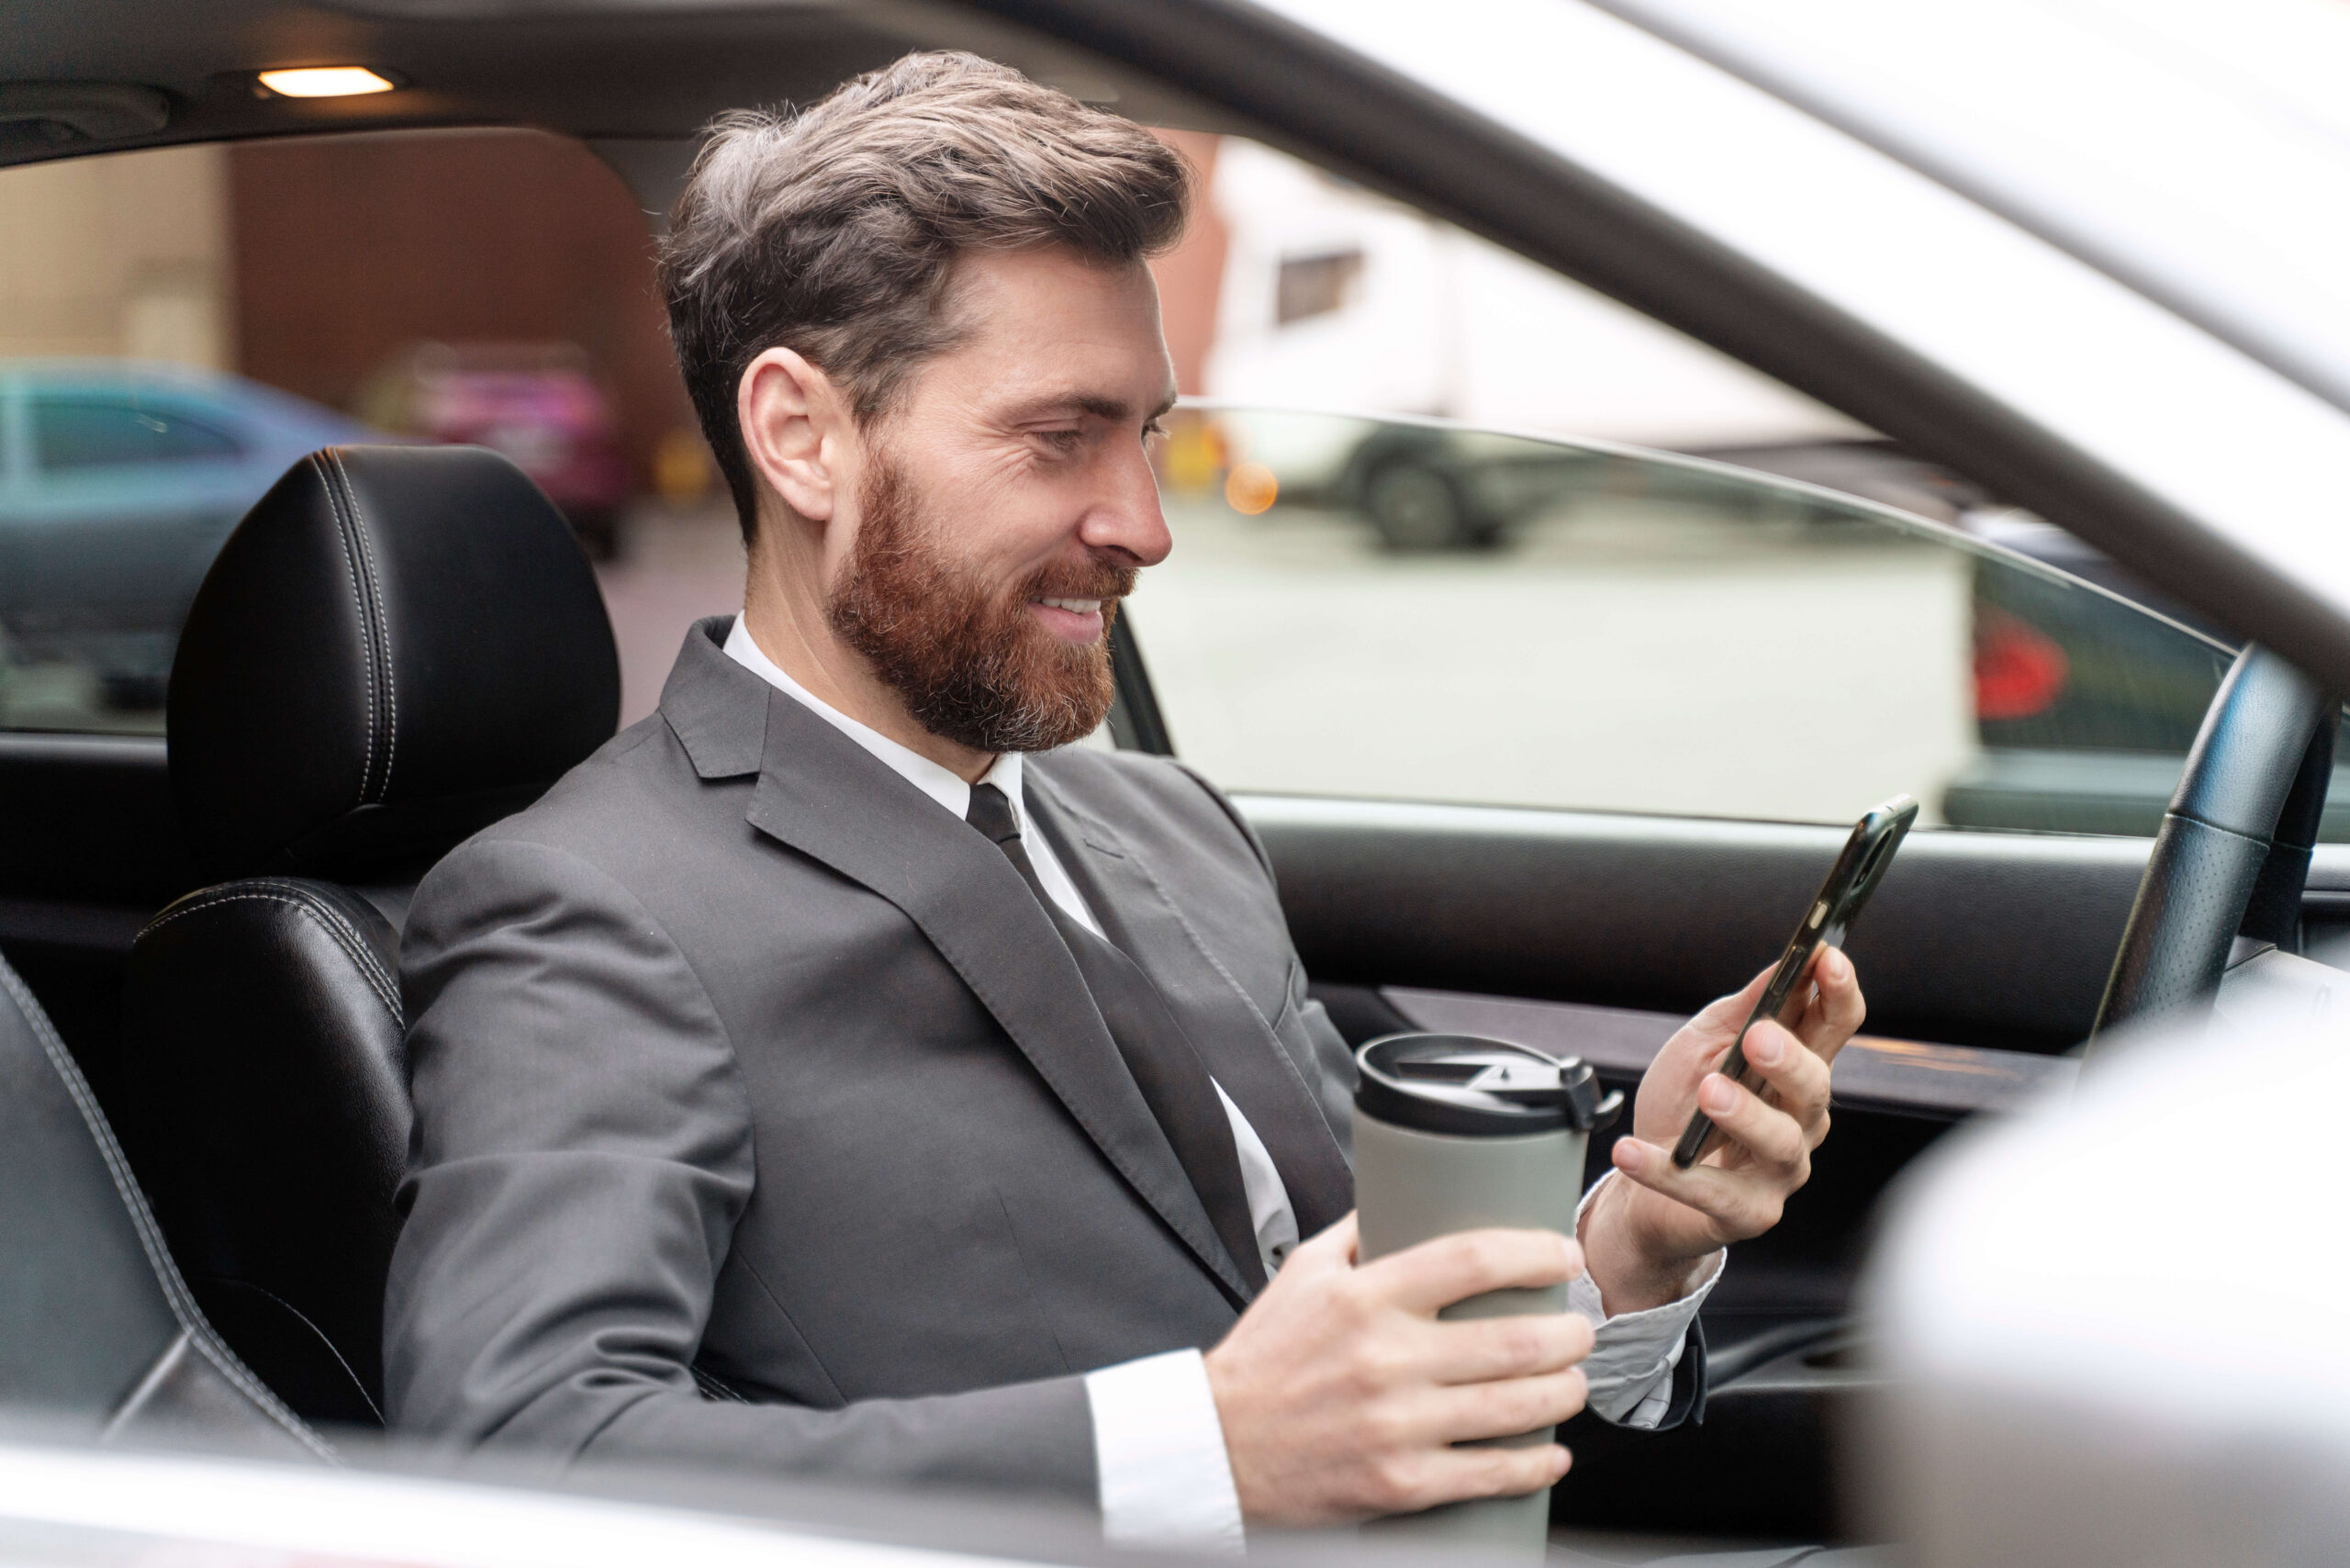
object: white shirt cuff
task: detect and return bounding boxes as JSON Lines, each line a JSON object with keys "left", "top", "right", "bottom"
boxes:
{"left": 1085, "top": 1349, "right": 1245, "bottom": 1554}
{"left": 1567, "top": 1172, "right": 1722, "bottom": 1428}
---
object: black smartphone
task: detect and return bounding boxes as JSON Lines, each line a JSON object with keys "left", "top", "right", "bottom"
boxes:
{"left": 1671, "top": 794, "right": 1919, "bottom": 1170}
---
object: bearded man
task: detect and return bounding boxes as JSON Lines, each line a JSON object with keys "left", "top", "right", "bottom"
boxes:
{"left": 385, "top": 51, "right": 1864, "bottom": 1550}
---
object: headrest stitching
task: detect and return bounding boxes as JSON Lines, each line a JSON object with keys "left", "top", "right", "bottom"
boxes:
{"left": 329, "top": 449, "right": 399, "bottom": 807}
{"left": 312, "top": 453, "right": 383, "bottom": 808}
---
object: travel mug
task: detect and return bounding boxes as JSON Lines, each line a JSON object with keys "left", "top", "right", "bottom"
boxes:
{"left": 1353, "top": 1033, "right": 1624, "bottom": 1558}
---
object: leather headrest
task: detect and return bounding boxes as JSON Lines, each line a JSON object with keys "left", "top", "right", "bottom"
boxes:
{"left": 168, "top": 445, "right": 620, "bottom": 881}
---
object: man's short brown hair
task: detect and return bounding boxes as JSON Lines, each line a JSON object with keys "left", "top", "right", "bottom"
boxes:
{"left": 658, "top": 51, "right": 1193, "bottom": 542}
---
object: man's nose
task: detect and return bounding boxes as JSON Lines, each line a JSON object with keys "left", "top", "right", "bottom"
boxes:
{"left": 1079, "top": 444, "right": 1173, "bottom": 566}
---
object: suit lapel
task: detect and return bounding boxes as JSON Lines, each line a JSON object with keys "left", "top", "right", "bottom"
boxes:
{"left": 1025, "top": 776, "right": 1356, "bottom": 1241}
{"left": 662, "top": 631, "right": 1251, "bottom": 1305}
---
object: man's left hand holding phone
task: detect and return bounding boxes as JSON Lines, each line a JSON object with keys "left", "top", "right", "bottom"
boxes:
{"left": 1574, "top": 949, "right": 1865, "bottom": 1318}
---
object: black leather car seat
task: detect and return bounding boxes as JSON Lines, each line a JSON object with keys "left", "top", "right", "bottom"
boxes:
{"left": 0, "top": 946, "right": 332, "bottom": 1460}
{"left": 118, "top": 444, "right": 620, "bottom": 1428}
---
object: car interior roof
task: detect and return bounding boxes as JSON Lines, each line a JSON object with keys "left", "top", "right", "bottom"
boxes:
{"left": 0, "top": 0, "right": 1246, "bottom": 167}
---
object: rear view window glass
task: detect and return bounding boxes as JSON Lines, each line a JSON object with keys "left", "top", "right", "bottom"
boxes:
{"left": 0, "top": 131, "right": 711, "bottom": 736}
{"left": 33, "top": 398, "right": 241, "bottom": 470}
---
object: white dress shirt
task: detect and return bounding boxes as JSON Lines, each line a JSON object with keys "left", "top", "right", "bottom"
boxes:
{"left": 722, "top": 617, "right": 1716, "bottom": 1551}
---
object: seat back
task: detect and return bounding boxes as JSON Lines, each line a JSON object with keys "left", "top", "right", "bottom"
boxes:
{"left": 0, "top": 949, "right": 331, "bottom": 1459}
{"left": 119, "top": 444, "right": 619, "bottom": 1424}
{"left": 123, "top": 880, "right": 406, "bottom": 1424}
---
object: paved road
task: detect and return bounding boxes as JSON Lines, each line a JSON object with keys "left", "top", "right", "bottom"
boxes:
{"left": 597, "top": 495, "right": 1977, "bottom": 831}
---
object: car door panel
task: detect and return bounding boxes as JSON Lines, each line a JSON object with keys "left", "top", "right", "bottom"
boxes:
{"left": 1253, "top": 799, "right": 2075, "bottom": 1326}
{"left": 1243, "top": 794, "right": 2154, "bottom": 1054}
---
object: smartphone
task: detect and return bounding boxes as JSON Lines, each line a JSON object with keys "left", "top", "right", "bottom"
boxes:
{"left": 1671, "top": 794, "right": 1919, "bottom": 1170}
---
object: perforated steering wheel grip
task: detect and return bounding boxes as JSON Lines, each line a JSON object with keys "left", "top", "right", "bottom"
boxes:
{"left": 2088, "top": 644, "right": 2335, "bottom": 1050}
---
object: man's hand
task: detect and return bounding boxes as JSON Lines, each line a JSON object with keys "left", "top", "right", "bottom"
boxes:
{"left": 1581, "top": 947, "right": 1864, "bottom": 1316}
{"left": 1203, "top": 1215, "right": 1594, "bottom": 1528}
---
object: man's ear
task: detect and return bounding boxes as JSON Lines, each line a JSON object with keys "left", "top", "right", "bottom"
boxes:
{"left": 738, "top": 346, "right": 846, "bottom": 524}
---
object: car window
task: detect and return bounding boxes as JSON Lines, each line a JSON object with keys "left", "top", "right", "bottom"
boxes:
{"left": 1133, "top": 406, "right": 2258, "bottom": 837}
{"left": 0, "top": 132, "right": 704, "bottom": 736}
{"left": 32, "top": 397, "right": 241, "bottom": 471}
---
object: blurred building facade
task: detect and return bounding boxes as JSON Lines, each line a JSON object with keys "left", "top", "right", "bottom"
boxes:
{"left": 0, "top": 144, "right": 234, "bottom": 371}
{"left": 228, "top": 129, "right": 693, "bottom": 498}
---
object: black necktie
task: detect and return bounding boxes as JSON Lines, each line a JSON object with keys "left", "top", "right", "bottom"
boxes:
{"left": 967, "top": 782, "right": 1268, "bottom": 1292}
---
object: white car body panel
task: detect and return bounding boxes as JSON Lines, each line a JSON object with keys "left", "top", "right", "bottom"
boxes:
{"left": 0, "top": 1440, "right": 1028, "bottom": 1568}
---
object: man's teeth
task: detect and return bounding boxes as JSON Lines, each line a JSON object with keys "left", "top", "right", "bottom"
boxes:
{"left": 1036, "top": 598, "right": 1104, "bottom": 613}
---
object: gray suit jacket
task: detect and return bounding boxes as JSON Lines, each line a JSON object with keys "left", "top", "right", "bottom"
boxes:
{"left": 385, "top": 617, "right": 1361, "bottom": 1499}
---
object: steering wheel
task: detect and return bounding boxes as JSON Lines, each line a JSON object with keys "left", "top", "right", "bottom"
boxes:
{"left": 2087, "top": 644, "right": 2338, "bottom": 1051}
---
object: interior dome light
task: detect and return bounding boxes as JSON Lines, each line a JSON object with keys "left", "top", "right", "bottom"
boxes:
{"left": 258, "top": 67, "right": 397, "bottom": 98}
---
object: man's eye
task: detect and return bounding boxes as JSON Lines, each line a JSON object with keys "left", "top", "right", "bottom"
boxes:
{"left": 1038, "top": 429, "right": 1084, "bottom": 453}
{"left": 1142, "top": 420, "right": 1169, "bottom": 444}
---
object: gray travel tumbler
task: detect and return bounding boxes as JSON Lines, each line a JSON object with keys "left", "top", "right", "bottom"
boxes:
{"left": 1353, "top": 1033, "right": 1624, "bottom": 1558}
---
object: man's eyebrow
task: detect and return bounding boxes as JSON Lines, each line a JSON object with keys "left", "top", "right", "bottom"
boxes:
{"left": 1004, "top": 391, "right": 1179, "bottom": 424}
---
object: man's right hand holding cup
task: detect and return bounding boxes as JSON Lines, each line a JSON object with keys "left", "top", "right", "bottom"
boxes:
{"left": 1203, "top": 1215, "right": 1594, "bottom": 1528}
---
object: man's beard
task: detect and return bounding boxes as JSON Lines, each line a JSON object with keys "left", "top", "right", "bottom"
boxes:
{"left": 826, "top": 453, "right": 1134, "bottom": 754}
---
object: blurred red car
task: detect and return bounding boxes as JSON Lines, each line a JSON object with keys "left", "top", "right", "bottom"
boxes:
{"left": 357, "top": 342, "right": 631, "bottom": 556}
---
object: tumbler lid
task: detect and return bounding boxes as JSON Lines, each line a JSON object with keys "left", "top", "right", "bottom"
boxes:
{"left": 1355, "top": 1033, "right": 1624, "bottom": 1137}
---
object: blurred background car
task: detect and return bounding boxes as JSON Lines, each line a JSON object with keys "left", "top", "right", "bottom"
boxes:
{"left": 1941, "top": 511, "right": 2293, "bottom": 839}
{"left": 356, "top": 342, "right": 631, "bottom": 559}
{"left": 1177, "top": 407, "right": 1606, "bottom": 550}
{"left": 0, "top": 360, "right": 370, "bottom": 720}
